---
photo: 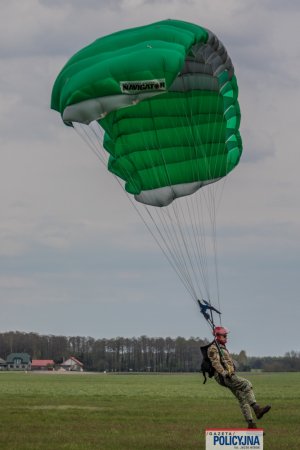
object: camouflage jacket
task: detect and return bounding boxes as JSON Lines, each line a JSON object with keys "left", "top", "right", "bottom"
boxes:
{"left": 207, "top": 342, "right": 235, "bottom": 377}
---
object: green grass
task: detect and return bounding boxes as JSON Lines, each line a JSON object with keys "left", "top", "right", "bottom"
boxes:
{"left": 0, "top": 372, "right": 299, "bottom": 449}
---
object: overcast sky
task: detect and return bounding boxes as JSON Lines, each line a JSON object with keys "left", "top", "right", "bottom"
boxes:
{"left": 0, "top": 0, "right": 299, "bottom": 357}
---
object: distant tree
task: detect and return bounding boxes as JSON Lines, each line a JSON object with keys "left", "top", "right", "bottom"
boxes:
{"left": 236, "top": 350, "right": 250, "bottom": 371}
{"left": 53, "top": 356, "right": 63, "bottom": 365}
{"left": 1, "top": 331, "right": 299, "bottom": 373}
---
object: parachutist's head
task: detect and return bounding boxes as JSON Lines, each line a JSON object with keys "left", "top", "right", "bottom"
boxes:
{"left": 213, "top": 326, "right": 229, "bottom": 345}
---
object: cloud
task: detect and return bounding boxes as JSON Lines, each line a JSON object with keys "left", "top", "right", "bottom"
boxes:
{"left": 262, "top": 0, "right": 300, "bottom": 11}
{"left": 240, "top": 128, "right": 276, "bottom": 163}
{"left": 0, "top": 1, "right": 299, "bottom": 355}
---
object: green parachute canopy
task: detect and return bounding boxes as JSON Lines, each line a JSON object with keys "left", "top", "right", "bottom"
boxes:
{"left": 51, "top": 19, "right": 242, "bottom": 207}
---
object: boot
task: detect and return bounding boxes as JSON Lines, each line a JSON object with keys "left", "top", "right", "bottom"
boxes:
{"left": 252, "top": 403, "right": 271, "bottom": 419}
{"left": 247, "top": 420, "right": 257, "bottom": 429}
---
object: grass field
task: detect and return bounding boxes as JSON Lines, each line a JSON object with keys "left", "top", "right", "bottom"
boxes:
{"left": 0, "top": 371, "right": 299, "bottom": 449}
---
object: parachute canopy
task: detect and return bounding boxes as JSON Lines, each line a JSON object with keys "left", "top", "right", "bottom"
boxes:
{"left": 51, "top": 19, "right": 242, "bottom": 207}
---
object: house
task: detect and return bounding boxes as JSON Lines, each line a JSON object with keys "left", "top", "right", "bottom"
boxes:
{"left": 6, "top": 353, "right": 31, "bottom": 371}
{"left": 60, "top": 356, "right": 84, "bottom": 372}
{"left": 31, "top": 359, "right": 55, "bottom": 371}
{"left": 0, "top": 357, "right": 7, "bottom": 371}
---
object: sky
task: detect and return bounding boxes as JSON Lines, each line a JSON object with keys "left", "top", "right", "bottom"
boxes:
{"left": 0, "top": 0, "right": 299, "bottom": 357}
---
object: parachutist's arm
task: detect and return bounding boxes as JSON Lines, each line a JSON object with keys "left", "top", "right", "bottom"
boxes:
{"left": 208, "top": 345, "right": 228, "bottom": 377}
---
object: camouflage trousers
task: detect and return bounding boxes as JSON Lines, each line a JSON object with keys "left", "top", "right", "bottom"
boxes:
{"left": 215, "top": 373, "right": 256, "bottom": 422}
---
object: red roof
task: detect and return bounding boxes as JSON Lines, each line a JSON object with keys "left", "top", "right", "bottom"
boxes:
{"left": 32, "top": 360, "right": 54, "bottom": 366}
{"left": 60, "top": 356, "right": 83, "bottom": 366}
{"left": 69, "top": 356, "right": 83, "bottom": 366}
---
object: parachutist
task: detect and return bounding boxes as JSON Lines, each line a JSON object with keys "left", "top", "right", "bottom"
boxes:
{"left": 204, "top": 327, "right": 271, "bottom": 428}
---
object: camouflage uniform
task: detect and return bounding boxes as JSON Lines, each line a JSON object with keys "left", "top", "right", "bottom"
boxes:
{"left": 208, "top": 342, "right": 256, "bottom": 423}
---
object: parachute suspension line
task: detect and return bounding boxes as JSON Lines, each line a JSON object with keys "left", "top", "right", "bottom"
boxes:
{"left": 166, "top": 94, "right": 212, "bottom": 302}
{"left": 152, "top": 60, "right": 177, "bottom": 201}
{"left": 134, "top": 109, "right": 194, "bottom": 295}
{"left": 140, "top": 99, "right": 201, "bottom": 301}
{"left": 211, "top": 155, "right": 231, "bottom": 323}
{"left": 186, "top": 193, "right": 211, "bottom": 299}
{"left": 157, "top": 94, "right": 210, "bottom": 302}
{"left": 199, "top": 119, "right": 219, "bottom": 305}
{"left": 204, "top": 86, "right": 228, "bottom": 314}
{"left": 201, "top": 87, "right": 219, "bottom": 308}
{"left": 138, "top": 89, "right": 222, "bottom": 306}
{"left": 143, "top": 175, "right": 200, "bottom": 300}
{"left": 72, "top": 98, "right": 225, "bottom": 315}
{"left": 74, "top": 121, "right": 222, "bottom": 317}
{"left": 201, "top": 161, "right": 220, "bottom": 311}
{"left": 74, "top": 121, "right": 198, "bottom": 302}
{"left": 192, "top": 69, "right": 226, "bottom": 315}
{"left": 73, "top": 122, "right": 107, "bottom": 166}
{"left": 142, "top": 205, "right": 199, "bottom": 301}
{"left": 182, "top": 86, "right": 220, "bottom": 307}
{"left": 169, "top": 197, "right": 205, "bottom": 301}
{"left": 129, "top": 97, "right": 207, "bottom": 303}
{"left": 148, "top": 205, "right": 199, "bottom": 301}
{"left": 119, "top": 186, "right": 199, "bottom": 301}
{"left": 156, "top": 205, "right": 201, "bottom": 302}
{"left": 209, "top": 186, "right": 221, "bottom": 312}
{"left": 188, "top": 94, "right": 212, "bottom": 294}
{"left": 181, "top": 86, "right": 213, "bottom": 303}
{"left": 192, "top": 144, "right": 212, "bottom": 298}
{"left": 185, "top": 89, "right": 215, "bottom": 301}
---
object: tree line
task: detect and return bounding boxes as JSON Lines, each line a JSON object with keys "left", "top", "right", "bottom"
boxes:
{"left": 0, "top": 331, "right": 299, "bottom": 372}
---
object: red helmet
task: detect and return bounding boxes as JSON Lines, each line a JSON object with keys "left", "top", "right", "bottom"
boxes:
{"left": 213, "top": 326, "right": 229, "bottom": 336}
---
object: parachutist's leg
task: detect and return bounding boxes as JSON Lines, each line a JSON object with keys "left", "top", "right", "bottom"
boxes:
{"left": 225, "top": 375, "right": 256, "bottom": 424}
{"left": 251, "top": 403, "right": 271, "bottom": 420}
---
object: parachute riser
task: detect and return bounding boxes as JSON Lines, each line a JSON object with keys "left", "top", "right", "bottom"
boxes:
{"left": 197, "top": 298, "right": 221, "bottom": 330}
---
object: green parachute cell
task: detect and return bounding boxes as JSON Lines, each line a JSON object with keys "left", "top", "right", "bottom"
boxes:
{"left": 51, "top": 19, "right": 242, "bottom": 207}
